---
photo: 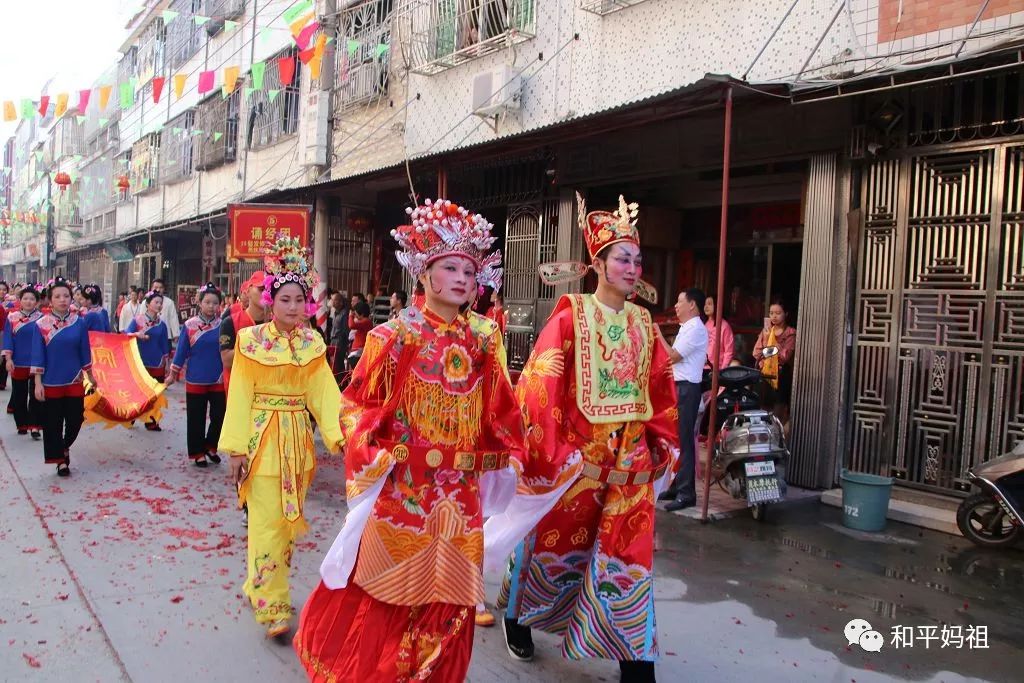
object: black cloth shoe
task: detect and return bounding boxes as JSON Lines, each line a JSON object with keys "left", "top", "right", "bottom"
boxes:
{"left": 665, "top": 496, "right": 696, "bottom": 512}
{"left": 17, "top": 429, "right": 27, "bottom": 435}
{"left": 502, "top": 617, "right": 534, "bottom": 662}
{"left": 193, "top": 456, "right": 208, "bottom": 468}
{"left": 206, "top": 452, "right": 221, "bottom": 464}
{"left": 656, "top": 489, "right": 677, "bottom": 502}
{"left": 56, "top": 463, "right": 71, "bottom": 477}
{"left": 619, "top": 660, "right": 656, "bottom": 682}
{"left": 30, "top": 430, "right": 41, "bottom": 441}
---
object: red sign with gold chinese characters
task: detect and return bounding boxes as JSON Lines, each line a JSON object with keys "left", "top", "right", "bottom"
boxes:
{"left": 228, "top": 203, "right": 312, "bottom": 261}
{"left": 84, "top": 332, "right": 168, "bottom": 428}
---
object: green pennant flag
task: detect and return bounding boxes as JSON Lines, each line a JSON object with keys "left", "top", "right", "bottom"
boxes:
{"left": 375, "top": 43, "right": 389, "bottom": 59}
{"left": 194, "top": 15, "right": 210, "bottom": 26}
{"left": 283, "top": 0, "right": 313, "bottom": 24}
{"left": 347, "top": 39, "right": 360, "bottom": 57}
{"left": 251, "top": 61, "right": 266, "bottom": 90}
{"left": 214, "top": 132, "right": 223, "bottom": 142}
{"left": 225, "top": 20, "right": 238, "bottom": 31}
{"left": 161, "top": 9, "right": 179, "bottom": 23}
{"left": 35, "top": 151, "right": 43, "bottom": 163}
{"left": 99, "top": 118, "right": 109, "bottom": 126}
{"left": 76, "top": 115, "right": 87, "bottom": 124}
{"left": 173, "top": 127, "right": 181, "bottom": 135}
{"left": 268, "top": 89, "right": 281, "bottom": 103}
{"left": 259, "top": 26, "right": 273, "bottom": 43}
{"left": 21, "top": 99, "right": 35, "bottom": 118}
{"left": 244, "top": 87, "right": 255, "bottom": 98}
{"left": 120, "top": 83, "right": 134, "bottom": 109}
{"left": 193, "top": 129, "right": 204, "bottom": 136}
{"left": 326, "top": 36, "right": 334, "bottom": 46}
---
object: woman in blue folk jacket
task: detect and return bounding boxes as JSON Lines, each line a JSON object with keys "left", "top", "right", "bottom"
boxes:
{"left": 30, "top": 278, "right": 95, "bottom": 477}
{"left": 81, "top": 283, "right": 112, "bottom": 333}
{"left": 125, "top": 290, "right": 171, "bottom": 431}
{"left": 3, "top": 285, "right": 43, "bottom": 439}
{"left": 167, "top": 283, "right": 226, "bottom": 468}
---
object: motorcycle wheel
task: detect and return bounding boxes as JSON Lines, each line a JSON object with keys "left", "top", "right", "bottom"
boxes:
{"left": 956, "top": 493, "right": 1022, "bottom": 548}
{"left": 751, "top": 504, "right": 767, "bottom": 522}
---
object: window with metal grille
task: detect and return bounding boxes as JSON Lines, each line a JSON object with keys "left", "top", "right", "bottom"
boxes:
{"left": 250, "top": 48, "right": 301, "bottom": 149}
{"left": 131, "top": 133, "right": 160, "bottom": 194}
{"left": 162, "top": 110, "right": 195, "bottom": 183}
{"left": 409, "top": 0, "right": 536, "bottom": 75}
{"left": 167, "top": 0, "right": 207, "bottom": 69}
{"left": 195, "top": 90, "right": 240, "bottom": 169}
{"left": 115, "top": 151, "right": 131, "bottom": 203}
{"left": 338, "top": 0, "right": 393, "bottom": 110}
{"left": 136, "top": 18, "right": 166, "bottom": 82}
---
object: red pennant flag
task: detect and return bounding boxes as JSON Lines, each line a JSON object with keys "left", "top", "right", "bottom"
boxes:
{"left": 198, "top": 70, "right": 215, "bottom": 94}
{"left": 298, "top": 47, "right": 315, "bottom": 65}
{"left": 78, "top": 89, "right": 91, "bottom": 113}
{"left": 38, "top": 95, "right": 50, "bottom": 117}
{"left": 152, "top": 76, "right": 166, "bottom": 103}
{"left": 278, "top": 56, "right": 296, "bottom": 86}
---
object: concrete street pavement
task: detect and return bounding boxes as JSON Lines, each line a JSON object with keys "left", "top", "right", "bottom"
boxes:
{"left": 1, "top": 382, "right": 1022, "bottom": 682}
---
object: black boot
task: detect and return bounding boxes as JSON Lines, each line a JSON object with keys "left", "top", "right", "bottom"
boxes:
{"left": 619, "top": 660, "right": 656, "bottom": 683}
{"left": 502, "top": 617, "right": 534, "bottom": 661}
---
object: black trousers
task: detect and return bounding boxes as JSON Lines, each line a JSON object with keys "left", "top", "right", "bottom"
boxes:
{"left": 11, "top": 377, "right": 43, "bottom": 431}
{"left": 43, "top": 396, "right": 85, "bottom": 464}
{"left": 185, "top": 390, "right": 226, "bottom": 459}
{"left": 0, "top": 359, "right": 7, "bottom": 389}
{"left": 669, "top": 380, "right": 703, "bottom": 501}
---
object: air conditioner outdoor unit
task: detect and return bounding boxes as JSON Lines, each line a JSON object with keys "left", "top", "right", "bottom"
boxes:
{"left": 472, "top": 66, "right": 521, "bottom": 117}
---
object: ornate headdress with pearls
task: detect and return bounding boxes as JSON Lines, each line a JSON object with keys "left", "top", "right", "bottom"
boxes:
{"left": 391, "top": 198, "right": 503, "bottom": 291}
{"left": 261, "top": 236, "right": 320, "bottom": 309}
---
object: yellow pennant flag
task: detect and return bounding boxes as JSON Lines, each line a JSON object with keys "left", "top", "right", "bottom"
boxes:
{"left": 3, "top": 101, "right": 15, "bottom": 122}
{"left": 289, "top": 11, "right": 315, "bottom": 37}
{"left": 223, "top": 65, "right": 240, "bottom": 95}
{"left": 55, "top": 93, "right": 69, "bottom": 118}
{"left": 174, "top": 73, "right": 187, "bottom": 99}
{"left": 98, "top": 85, "right": 113, "bottom": 110}
{"left": 309, "top": 33, "right": 328, "bottom": 80}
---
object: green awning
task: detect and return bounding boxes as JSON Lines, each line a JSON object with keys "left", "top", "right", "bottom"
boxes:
{"left": 106, "top": 243, "right": 134, "bottom": 263}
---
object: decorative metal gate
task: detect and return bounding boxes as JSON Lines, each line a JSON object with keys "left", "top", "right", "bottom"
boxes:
{"left": 849, "top": 142, "right": 1024, "bottom": 493}
{"left": 503, "top": 202, "right": 557, "bottom": 372}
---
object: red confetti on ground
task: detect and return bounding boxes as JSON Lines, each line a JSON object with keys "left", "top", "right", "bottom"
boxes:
{"left": 166, "top": 527, "right": 209, "bottom": 541}
{"left": 192, "top": 534, "right": 233, "bottom": 552}
{"left": 115, "top": 518, "right": 142, "bottom": 541}
{"left": 963, "top": 601, "right": 969, "bottom": 610}
{"left": 56, "top": 594, "right": 69, "bottom": 601}
{"left": 834, "top": 562, "right": 842, "bottom": 568}
{"left": 87, "top": 487, "right": 175, "bottom": 515}
{"left": 50, "top": 486, "right": 63, "bottom": 494}
{"left": 21, "top": 548, "right": 38, "bottom": 554}
{"left": 22, "top": 653, "right": 41, "bottom": 668}
{"left": 170, "top": 596, "right": 184, "bottom": 604}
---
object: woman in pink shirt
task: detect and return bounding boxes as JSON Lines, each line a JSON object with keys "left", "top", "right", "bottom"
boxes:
{"left": 704, "top": 295, "right": 734, "bottom": 370}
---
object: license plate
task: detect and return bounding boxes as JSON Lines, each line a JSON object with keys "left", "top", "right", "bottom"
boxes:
{"left": 746, "top": 475, "right": 781, "bottom": 504}
{"left": 745, "top": 460, "right": 776, "bottom": 476}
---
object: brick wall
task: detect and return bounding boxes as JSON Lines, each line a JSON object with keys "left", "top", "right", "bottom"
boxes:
{"left": 879, "top": 0, "right": 1024, "bottom": 41}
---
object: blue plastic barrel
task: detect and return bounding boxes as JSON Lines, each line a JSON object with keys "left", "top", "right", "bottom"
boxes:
{"left": 839, "top": 469, "right": 894, "bottom": 532}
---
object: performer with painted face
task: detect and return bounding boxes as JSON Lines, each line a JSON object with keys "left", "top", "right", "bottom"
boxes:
{"left": 124, "top": 290, "right": 172, "bottom": 431}
{"left": 30, "top": 277, "right": 97, "bottom": 477}
{"left": 3, "top": 285, "right": 43, "bottom": 439}
{"left": 167, "top": 282, "right": 226, "bottom": 468}
{"left": 218, "top": 238, "right": 344, "bottom": 638}
{"left": 491, "top": 194, "right": 679, "bottom": 683}
{"left": 295, "top": 199, "right": 535, "bottom": 682}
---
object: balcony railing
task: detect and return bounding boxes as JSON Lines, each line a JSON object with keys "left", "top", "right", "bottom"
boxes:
{"left": 337, "top": 0, "right": 393, "bottom": 110}
{"left": 407, "top": 0, "right": 537, "bottom": 76}
{"left": 579, "top": 0, "right": 651, "bottom": 15}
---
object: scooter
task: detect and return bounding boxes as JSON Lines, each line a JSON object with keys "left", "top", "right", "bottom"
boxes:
{"left": 710, "top": 363, "right": 789, "bottom": 521}
{"left": 957, "top": 439, "right": 1024, "bottom": 548}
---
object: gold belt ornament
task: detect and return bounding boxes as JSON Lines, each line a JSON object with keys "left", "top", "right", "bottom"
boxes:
{"left": 252, "top": 394, "right": 307, "bottom": 411}
{"left": 580, "top": 460, "right": 669, "bottom": 486}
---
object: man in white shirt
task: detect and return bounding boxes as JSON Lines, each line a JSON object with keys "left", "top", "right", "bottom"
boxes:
{"left": 118, "top": 286, "right": 144, "bottom": 332}
{"left": 151, "top": 278, "right": 180, "bottom": 343}
{"left": 661, "top": 288, "right": 709, "bottom": 511}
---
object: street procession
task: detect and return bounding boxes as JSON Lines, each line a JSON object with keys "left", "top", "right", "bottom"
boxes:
{"left": 2, "top": 1, "right": 1023, "bottom": 682}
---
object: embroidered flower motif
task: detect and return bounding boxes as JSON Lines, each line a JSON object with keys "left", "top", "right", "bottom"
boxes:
{"left": 441, "top": 344, "right": 472, "bottom": 383}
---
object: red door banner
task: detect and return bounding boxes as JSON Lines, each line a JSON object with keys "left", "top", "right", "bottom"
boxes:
{"left": 83, "top": 332, "right": 168, "bottom": 428}
{"left": 228, "top": 203, "right": 312, "bottom": 261}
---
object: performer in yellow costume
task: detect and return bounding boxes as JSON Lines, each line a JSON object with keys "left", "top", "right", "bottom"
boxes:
{"left": 219, "top": 237, "right": 344, "bottom": 638}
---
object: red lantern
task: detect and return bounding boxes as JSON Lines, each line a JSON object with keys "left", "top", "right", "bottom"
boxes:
{"left": 54, "top": 171, "right": 71, "bottom": 193}
{"left": 27, "top": 210, "right": 38, "bottom": 225}
{"left": 117, "top": 174, "right": 130, "bottom": 198}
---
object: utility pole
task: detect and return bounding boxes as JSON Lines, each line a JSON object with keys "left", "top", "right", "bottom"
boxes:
{"left": 312, "top": 0, "right": 337, "bottom": 330}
